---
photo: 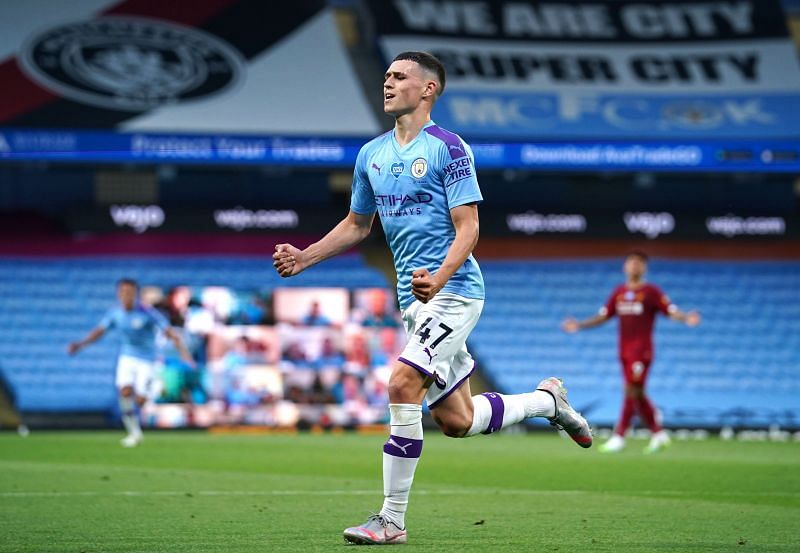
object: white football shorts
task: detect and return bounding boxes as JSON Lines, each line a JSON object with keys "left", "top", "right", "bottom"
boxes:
{"left": 398, "top": 293, "right": 483, "bottom": 409}
{"left": 115, "top": 355, "right": 155, "bottom": 397}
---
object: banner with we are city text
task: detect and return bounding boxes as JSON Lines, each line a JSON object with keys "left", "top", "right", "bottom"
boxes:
{"left": 370, "top": 0, "right": 800, "bottom": 140}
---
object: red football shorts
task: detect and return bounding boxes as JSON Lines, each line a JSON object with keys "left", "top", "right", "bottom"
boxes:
{"left": 621, "top": 358, "right": 652, "bottom": 385}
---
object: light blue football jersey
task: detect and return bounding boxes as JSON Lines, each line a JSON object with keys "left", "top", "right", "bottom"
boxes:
{"left": 99, "top": 303, "right": 169, "bottom": 361}
{"left": 351, "top": 120, "right": 485, "bottom": 309}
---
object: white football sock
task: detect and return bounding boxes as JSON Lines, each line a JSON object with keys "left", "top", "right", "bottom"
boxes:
{"left": 119, "top": 396, "right": 142, "bottom": 438}
{"left": 380, "top": 403, "right": 423, "bottom": 530}
{"left": 465, "top": 391, "right": 556, "bottom": 437}
{"left": 523, "top": 390, "right": 557, "bottom": 418}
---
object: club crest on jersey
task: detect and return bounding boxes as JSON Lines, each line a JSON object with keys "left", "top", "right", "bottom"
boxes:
{"left": 411, "top": 158, "right": 428, "bottom": 178}
{"left": 390, "top": 162, "right": 404, "bottom": 178}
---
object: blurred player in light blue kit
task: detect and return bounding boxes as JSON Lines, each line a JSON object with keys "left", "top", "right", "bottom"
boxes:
{"left": 68, "top": 278, "right": 194, "bottom": 447}
{"left": 273, "top": 51, "right": 593, "bottom": 545}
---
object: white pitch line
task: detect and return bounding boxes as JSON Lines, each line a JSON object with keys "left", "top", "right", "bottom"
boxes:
{"left": 0, "top": 489, "right": 798, "bottom": 498}
{"left": 0, "top": 489, "right": 571, "bottom": 498}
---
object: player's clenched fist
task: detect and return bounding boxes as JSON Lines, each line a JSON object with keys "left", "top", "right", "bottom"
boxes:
{"left": 273, "top": 243, "right": 306, "bottom": 277}
{"left": 411, "top": 268, "right": 443, "bottom": 304}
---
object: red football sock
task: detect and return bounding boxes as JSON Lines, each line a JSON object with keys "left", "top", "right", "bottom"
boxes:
{"left": 615, "top": 396, "right": 637, "bottom": 437}
{"left": 637, "top": 395, "right": 662, "bottom": 433}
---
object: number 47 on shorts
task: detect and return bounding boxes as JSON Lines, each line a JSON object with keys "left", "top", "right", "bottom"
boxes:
{"left": 415, "top": 317, "right": 453, "bottom": 349}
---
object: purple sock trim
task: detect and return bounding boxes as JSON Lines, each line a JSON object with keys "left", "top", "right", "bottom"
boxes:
{"left": 383, "top": 435, "right": 423, "bottom": 458}
{"left": 481, "top": 392, "right": 505, "bottom": 435}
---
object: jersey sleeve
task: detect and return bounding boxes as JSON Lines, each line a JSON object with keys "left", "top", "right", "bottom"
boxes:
{"left": 98, "top": 308, "right": 115, "bottom": 330}
{"left": 349, "top": 145, "right": 376, "bottom": 215}
{"left": 599, "top": 288, "right": 619, "bottom": 318}
{"left": 439, "top": 138, "right": 483, "bottom": 210}
{"left": 651, "top": 285, "right": 676, "bottom": 315}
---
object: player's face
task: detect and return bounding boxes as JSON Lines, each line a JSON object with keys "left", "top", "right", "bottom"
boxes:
{"left": 117, "top": 283, "right": 137, "bottom": 309}
{"left": 383, "top": 60, "right": 433, "bottom": 116}
{"left": 624, "top": 256, "right": 647, "bottom": 280}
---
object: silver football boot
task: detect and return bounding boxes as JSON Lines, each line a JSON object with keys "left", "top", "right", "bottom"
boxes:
{"left": 537, "top": 377, "right": 593, "bottom": 448}
{"left": 343, "top": 514, "right": 408, "bottom": 545}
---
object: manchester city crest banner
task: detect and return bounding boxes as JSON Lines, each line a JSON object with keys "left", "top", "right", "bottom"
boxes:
{"left": 0, "top": 0, "right": 379, "bottom": 135}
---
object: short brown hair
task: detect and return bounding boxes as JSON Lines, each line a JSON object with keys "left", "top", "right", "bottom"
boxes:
{"left": 626, "top": 250, "right": 649, "bottom": 262}
{"left": 393, "top": 51, "right": 446, "bottom": 97}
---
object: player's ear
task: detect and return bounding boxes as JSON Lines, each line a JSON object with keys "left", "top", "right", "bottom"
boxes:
{"left": 423, "top": 80, "right": 436, "bottom": 98}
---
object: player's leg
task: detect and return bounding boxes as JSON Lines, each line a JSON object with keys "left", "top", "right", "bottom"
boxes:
{"left": 396, "top": 292, "right": 589, "bottom": 444}
{"left": 430, "top": 375, "right": 551, "bottom": 437}
{"left": 430, "top": 371, "right": 592, "bottom": 447}
{"left": 601, "top": 359, "right": 639, "bottom": 452}
{"left": 629, "top": 361, "right": 659, "bottom": 432}
{"left": 429, "top": 377, "right": 473, "bottom": 436}
{"left": 116, "top": 356, "right": 143, "bottom": 447}
{"left": 345, "top": 294, "right": 482, "bottom": 545}
{"left": 343, "top": 360, "right": 425, "bottom": 545}
{"left": 638, "top": 390, "right": 664, "bottom": 436}
{"left": 419, "top": 297, "right": 588, "bottom": 444}
{"left": 632, "top": 361, "right": 670, "bottom": 453}
{"left": 381, "top": 362, "right": 428, "bottom": 532}
{"left": 131, "top": 359, "right": 155, "bottom": 442}
{"left": 118, "top": 386, "right": 142, "bottom": 447}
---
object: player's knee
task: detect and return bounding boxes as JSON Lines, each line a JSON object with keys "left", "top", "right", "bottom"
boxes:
{"left": 433, "top": 411, "right": 471, "bottom": 438}
{"left": 134, "top": 396, "right": 146, "bottom": 407}
{"left": 120, "top": 386, "right": 134, "bottom": 398}
{"left": 387, "top": 369, "right": 422, "bottom": 403}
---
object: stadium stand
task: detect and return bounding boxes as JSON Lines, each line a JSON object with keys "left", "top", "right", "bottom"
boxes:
{"left": 0, "top": 256, "right": 389, "bottom": 413}
{"left": 471, "top": 260, "right": 800, "bottom": 429}
{"left": 5, "top": 254, "right": 797, "bottom": 430}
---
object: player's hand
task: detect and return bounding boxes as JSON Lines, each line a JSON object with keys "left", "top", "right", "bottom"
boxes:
{"left": 273, "top": 243, "right": 307, "bottom": 278}
{"left": 561, "top": 318, "right": 580, "bottom": 333}
{"left": 67, "top": 342, "right": 82, "bottom": 355}
{"left": 685, "top": 311, "right": 701, "bottom": 327}
{"left": 411, "top": 268, "right": 443, "bottom": 304}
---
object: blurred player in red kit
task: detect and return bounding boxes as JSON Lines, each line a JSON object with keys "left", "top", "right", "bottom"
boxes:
{"left": 562, "top": 251, "right": 700, "bottom": 453}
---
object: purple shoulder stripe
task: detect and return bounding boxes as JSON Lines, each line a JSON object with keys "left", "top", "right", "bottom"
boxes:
{"left": 424, "top": 125, "right": 467, "bottom": 160}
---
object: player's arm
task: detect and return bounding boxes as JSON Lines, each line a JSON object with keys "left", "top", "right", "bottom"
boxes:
{"left": 667, "top": 307, "right": 701, "bottom": 327}
{"left": 273, "top": 210, "right": 375, "bottom": 278}
{"left": 164, "top": 327, "right": 197, "bottom": 367}
{"left": 67, "top": 326, "right": 106, "bottom": 355}
{"left": 562, "top": 313, "right": 610, "bottom": 333}
{"left": 412, "top": 203, "right": 479, "bottom": 303}
{"left": 656, "top": 289, "right": 701, "bottom": 327}
{"left": 564, "top": 288, "right": 618, "bottom": 333}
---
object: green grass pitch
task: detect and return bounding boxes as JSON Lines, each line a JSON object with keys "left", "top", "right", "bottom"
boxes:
{"left": 1, "top": 430, "right": 798, "bottom": 552}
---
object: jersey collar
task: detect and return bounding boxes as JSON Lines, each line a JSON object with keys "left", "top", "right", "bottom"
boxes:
{"left": 391, "top": 120, "right": 436, "bottom": 152}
